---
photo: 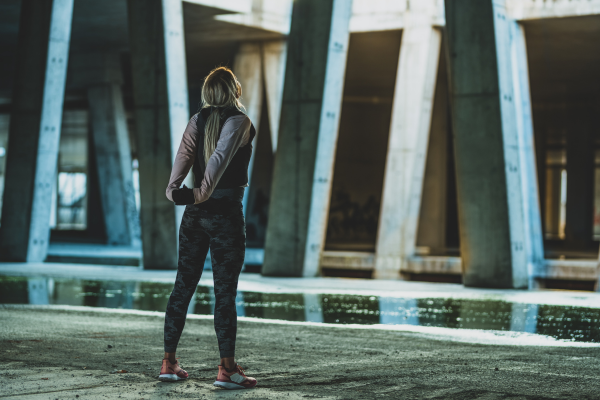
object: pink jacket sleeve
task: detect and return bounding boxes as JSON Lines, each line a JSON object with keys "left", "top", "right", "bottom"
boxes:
{"left": 165, "top": 115, "right": 199, "bottom": 202}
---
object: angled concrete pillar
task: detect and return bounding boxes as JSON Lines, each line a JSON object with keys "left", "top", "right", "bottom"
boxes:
{"left": 597, "top": 243, "right": 600, "bottom": 292}
{"left": 445, "top": 0, "right": 543, "bottom": 288}
{"left": 262, "top": 40, "right": 287, "bottom": 153}
{"left": 544, "top": 166, "right": 563, "bottom": 238}
{"left": 565, "top": 109, "right": 594, "bottom": 251}
{"left": 416, "top": 51, "right": 449, "bottom": 256}
{"left": 510, "top": 22, "right": 544, "bottom": 281}
{"left": 127, "top": 0, "right": 190, "bottom": 269}
{"left": 373, "top": 6, "right": 442, "bottom": 279}
{"left": 233, "top": 42, "right": 263, "bottom": 212}
{"left": 0, "top": 0, "right": 74, "bottom": 262}
{"left": 302, "top": 0, "right": 352, "bottom": 277}
{"left": 75, "top": 53, "right": 140, "bottom": 246}
{"left": 261, "top": 0, "right": 352, "bottom": 277}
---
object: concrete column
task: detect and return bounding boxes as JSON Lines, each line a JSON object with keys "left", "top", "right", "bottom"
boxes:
{"left": 545, "top": 167, "right": 563, "bottom": 238}
{"left": 262, "top": 40, "right": 287, "bottom": 153}
{"left": 416, "top": 59, "right": 449, "bottom": 255}
{"left": 510, "top": 22, "right": 545, "bottom": 281}
{"left": 233, "top": 42, "right": 263, "bottom": 212}
{"left": 302, "top": 0, "right": 353, "bottom": 277}
{"left": 127, "top": 0, "right": 190, "bottom": 269}
{"left": 72, "top": 53, "right": 140, "bottom": 246}
{"left": 597, "top": 240, "right": 600, "bottom": 292}
{"left": 162, "top": 0, "right": 193, "bottom": 197}
{"left": 565, "top": 108, "right": 594, "bottom": 251}
{"left": 88, "top": 85, "right": 139, "bottom": 246}
{"left": 445, "top": 0, "right": 543, "bottom": 288}
{"left": 0, "top": 0, "right": 74, "bottom": 262}
{"left": 262, "top": 0, "right": 352, "bottom": 277}
{"left": 373, "top": 6, "right": 442, "bottom": 279}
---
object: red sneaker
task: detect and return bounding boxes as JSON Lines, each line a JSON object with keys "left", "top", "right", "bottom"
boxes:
{"left": 158, "top": 358, "right": 188, "bottom": 381}
{"left": 213, "top": 364, "right": 257, "bottom": 390}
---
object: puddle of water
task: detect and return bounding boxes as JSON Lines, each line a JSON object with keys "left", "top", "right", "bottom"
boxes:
{"left": 1, "top": 276, "right": 599, "bottom": 343}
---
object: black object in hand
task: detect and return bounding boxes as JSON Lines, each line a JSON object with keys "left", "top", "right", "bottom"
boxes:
{"left": 172, "top": 185, "right": 195, "bottom": 205}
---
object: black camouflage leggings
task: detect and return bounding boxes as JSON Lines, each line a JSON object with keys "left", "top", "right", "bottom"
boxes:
{"left": 164, "top": 187, "right": 245, "bottom": 358}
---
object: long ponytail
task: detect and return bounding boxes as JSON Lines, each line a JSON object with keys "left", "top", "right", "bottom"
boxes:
{"left": 201, "top": 67, "right": 244, "bottom": 165}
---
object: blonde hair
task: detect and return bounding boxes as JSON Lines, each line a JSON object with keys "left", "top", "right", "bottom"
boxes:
{"left": 201, "top": 67, "right": 244, "bottom": 165}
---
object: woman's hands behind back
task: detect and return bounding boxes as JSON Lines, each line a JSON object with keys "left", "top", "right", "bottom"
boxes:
{"left": 172, "top": 185, "right": 195, "bottom": 205}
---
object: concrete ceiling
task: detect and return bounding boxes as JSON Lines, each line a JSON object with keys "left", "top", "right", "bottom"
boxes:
{"left": 183, "top": 1, "right": 284, "bottom": 45}
{"left": 0, "top": 0, "right": 286, "bottom": 99}
{"left": 0, "top": 1, "right": 597, "bottom": 108}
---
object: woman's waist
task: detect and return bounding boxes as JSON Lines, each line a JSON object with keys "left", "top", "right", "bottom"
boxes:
{"left": 193, "top": 186, "right": 245, "bottom": 207}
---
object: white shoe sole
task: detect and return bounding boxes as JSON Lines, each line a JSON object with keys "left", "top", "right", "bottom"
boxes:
{"left": 213, "top": 381, "right": 248, "bottom": 390}
{"left": 158, "top": 373, "right": 186, "bottom": 382}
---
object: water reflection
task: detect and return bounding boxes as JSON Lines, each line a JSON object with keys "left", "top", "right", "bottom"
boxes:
{"left": 379, "top": 298, "right": 419, "bottom": 325}
{"left": 322, "top": 294, "right": 379, "bottom": 325}
{"left": 27, "top": 278, "right": 50, "bottom": 305}
{"left": 1, "top": 276, "right": 599, "bottom": 343}
{"left": 243, "top": 292, "right": 305, "bottom": 321}
{"left": 510, "top": 303, "right": 538, "bottom": 333}
{"left": 303, "top": 293, "right": 323, "bottom": 323}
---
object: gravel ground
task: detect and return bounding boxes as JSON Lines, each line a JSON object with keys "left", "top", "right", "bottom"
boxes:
{"left": 1, "top": 306, "right": 599, "bottom": 400}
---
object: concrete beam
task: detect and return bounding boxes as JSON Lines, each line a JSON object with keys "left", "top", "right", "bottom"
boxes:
{"left": 445, "top": 0, "right": 543, "bottom": 288}
{"left": 350, "top": 0, "right": 444, "bottom": 32}
{"left": 214, "top": 0, "right": 293, "bottom": 34}
{"left": 0, "top": 0, "right": 74, "bottom": 262}
{"left": 127, "top": 0, "right": 190, "bottom": 269}
{"left": 262, "top": 0, "right": 352, "bottom": 277}
{"left": 506, "top": 0, "right": 600, "bottom": 20}
{"left": 163, "top": 0, "right": 193, "bottom": 238}
{"left": 373, "top": 6, "right": 442, "bottom": 279}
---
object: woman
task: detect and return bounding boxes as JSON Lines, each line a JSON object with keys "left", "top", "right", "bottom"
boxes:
{"left": 159, "top": 67, "right": 257, "bottom": 390}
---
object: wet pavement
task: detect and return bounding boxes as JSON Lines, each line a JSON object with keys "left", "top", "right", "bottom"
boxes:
{"left": 2, "top": 275, "right": 599, "bottom": 343}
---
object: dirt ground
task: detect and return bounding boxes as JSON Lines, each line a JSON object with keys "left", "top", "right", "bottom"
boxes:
{"left": 1, "top": 306, "right": 599, "bottom": 400}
